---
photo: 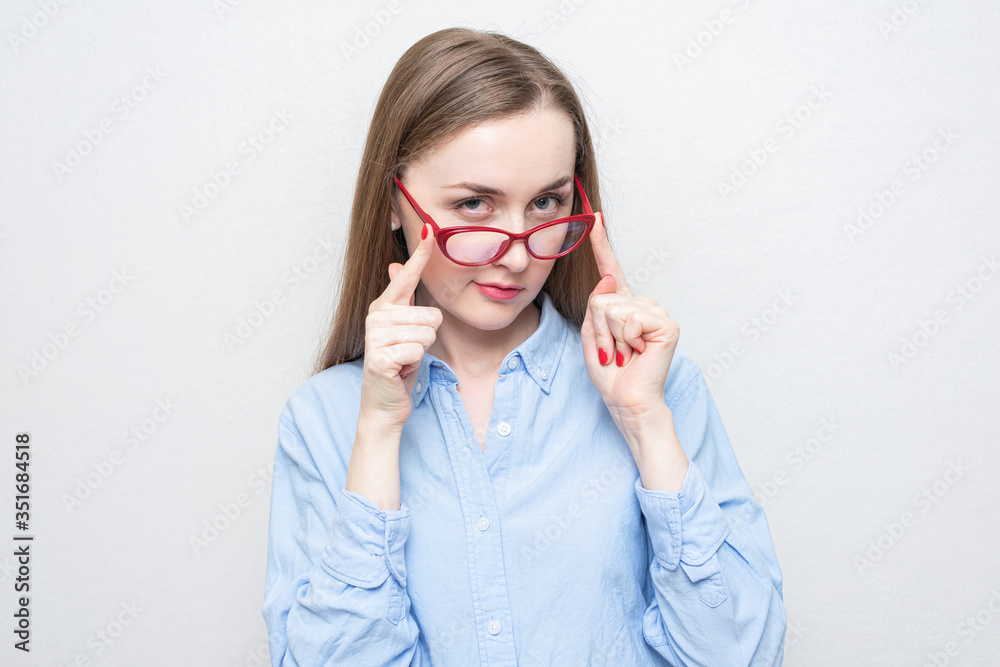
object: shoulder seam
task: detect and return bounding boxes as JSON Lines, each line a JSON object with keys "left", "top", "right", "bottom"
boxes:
{"left": 278, "top": 412, "right": 300, "bottom": 435}
{"left": 667, "top": 364, "right": 702, "bottom": 410}
{"left": 275, "top": 411, "right": 324, "bottom": 527}
{"left": 277, "top": 412, "right": 322, "bottom": 475}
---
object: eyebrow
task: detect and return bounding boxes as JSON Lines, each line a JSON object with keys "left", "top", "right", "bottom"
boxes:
{"left": 442, "top": 176, "right": 572, "bottom": 196}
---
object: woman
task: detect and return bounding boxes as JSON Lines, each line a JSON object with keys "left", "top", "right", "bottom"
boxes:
{"left": 262, "top": 27, "right": 786, "bottom": 666}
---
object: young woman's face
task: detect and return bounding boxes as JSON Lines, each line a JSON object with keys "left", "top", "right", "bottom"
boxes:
{"left": 392, "top": 106, "right": 577, "bottom": 332}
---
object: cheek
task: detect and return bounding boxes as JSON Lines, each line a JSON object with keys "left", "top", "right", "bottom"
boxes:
{"left": 421, "top": 254, "right": 466, "bottom": 302}
{"left": 530, "top": 259, "right": 557, "bottom": 283}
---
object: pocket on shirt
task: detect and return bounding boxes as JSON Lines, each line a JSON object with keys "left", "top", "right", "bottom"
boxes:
{"left": 679, "top": 553, "right": 729, "bottom": 608}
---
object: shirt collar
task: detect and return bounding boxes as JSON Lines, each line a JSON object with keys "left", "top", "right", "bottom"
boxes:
{"left": 411, "top": 289, "right": 568, "bottom": 408}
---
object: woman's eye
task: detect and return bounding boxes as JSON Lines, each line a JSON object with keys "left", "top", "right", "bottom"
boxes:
{"left": 454, "top": 194, "right": 565, "bottom": 214}
{"left": 535, "top": 196, "right": 565, "bottom": 212}
{"left": 457, "top": 197, "right": 487, "bottom": 212}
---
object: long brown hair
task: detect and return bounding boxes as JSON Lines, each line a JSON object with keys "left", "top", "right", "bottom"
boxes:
{"left": 314, "top": 27, "right": 606, "bottom": 374}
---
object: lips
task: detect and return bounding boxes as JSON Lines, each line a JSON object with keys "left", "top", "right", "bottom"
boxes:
{"left": 474, "top": 282, "right": 523, "bottom": 300}
{"left": 476, "top": 282, "right": 523, "bottom": 290}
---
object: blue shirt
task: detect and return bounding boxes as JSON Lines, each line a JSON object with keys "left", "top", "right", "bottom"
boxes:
{"left": 262, "top": 289, "right": 786, "bottom": 666}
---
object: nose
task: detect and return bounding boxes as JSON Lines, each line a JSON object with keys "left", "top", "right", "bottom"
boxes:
{"left": 494, "top": 237, "right": 531, "bottom": 271}
{"left": 493, "top": 215, "right": 533, "bottom": 270}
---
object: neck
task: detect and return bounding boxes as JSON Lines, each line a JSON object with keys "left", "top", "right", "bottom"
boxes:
{"left": 418, "top": 285, "right": 541, "bottom": 379}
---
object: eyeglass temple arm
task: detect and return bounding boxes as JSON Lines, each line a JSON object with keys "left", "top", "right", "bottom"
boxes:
{"left": 574, "top": 174, "right": 594, "bottom": 215}
{"left": 393, "top": 176, "right": 439, "bottom": 230}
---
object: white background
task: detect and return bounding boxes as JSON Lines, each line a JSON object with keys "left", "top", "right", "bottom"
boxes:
{"left": 2, "top": 1, "right": 998, "bottom": 665}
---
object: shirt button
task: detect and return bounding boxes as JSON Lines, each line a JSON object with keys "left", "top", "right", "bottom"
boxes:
{"left": 540, "top": 369, "right": 548, "bottom": 380}
{"left": 487, "top": 619, "right": 501, "bottom": 635}
{"left": 508, "top": 357, "right": 519, "bottom": 369}
{"left": 478, "top": 516, "right": 490, "bottom": 531}
{"left": 497, "top": 422, "right": 511, "bottom": 436}
{"left": 415, "top": 382, "right": 422, "bottom": 393}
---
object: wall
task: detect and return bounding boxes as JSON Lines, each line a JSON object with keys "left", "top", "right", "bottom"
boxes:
{"left": 1, "top": 1, "right": 997, "bottom": 664}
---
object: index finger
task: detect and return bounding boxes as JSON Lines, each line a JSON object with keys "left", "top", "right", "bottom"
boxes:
{"left": 589, "top": 212, "right": 633, "bottom": 296}
{"left": 382, "top": 223, "right": 435, "bottom": 306}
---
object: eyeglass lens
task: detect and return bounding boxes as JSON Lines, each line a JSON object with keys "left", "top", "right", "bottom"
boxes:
{"left": 444, "top": 219, "right": 589, "bottom": 264}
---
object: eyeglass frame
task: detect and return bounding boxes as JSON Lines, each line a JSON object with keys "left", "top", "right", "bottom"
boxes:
{"left": 392, "top": 173, "right": 598, "bottom": 267}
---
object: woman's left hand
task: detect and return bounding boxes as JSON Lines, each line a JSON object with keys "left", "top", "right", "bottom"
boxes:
{"left": 581, "top": 212, "right": 681, "bottom": 424}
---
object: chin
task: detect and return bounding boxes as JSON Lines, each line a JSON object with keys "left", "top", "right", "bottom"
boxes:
{"left": 460, "top": 289, "right": 532, "bottom": 326}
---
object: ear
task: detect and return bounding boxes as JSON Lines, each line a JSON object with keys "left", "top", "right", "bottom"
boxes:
{"left": 388, "top": 193, "right": 402, "bottom": 229}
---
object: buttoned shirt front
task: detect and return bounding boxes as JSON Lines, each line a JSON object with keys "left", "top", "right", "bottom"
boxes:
{"left": 262, "top": 289, "right": 787, "bottom": 665}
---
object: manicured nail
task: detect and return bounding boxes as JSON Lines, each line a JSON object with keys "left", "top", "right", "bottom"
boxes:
{"left": 598, "top": 348, "right": 608, "bottom": 365}
{"left": 616, "top": 350, "right": 624, "bottom": 367}
{"left": 421, "top": 224, "right": 428, "bottom": 240}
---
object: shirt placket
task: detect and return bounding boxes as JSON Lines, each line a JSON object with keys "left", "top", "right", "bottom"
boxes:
{"left": 430, "top": 361, "right": 519, "bottom": 666}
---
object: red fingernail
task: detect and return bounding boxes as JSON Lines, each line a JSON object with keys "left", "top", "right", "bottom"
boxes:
{"left": 603, "top": 273, "right": 612, "bottom": 281}
{"left": 616, "top": 351, "right": 624, "bottom": 367}
{"left": 598, "top": 348, "right": 608, "bottom": 365}
{"left": 421, "top": 225, "right": 428, "bottom": 240}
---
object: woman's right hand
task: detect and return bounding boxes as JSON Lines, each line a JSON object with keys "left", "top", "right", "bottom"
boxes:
{"left": 360, "top": 222, "right": 442, "bottom": 428}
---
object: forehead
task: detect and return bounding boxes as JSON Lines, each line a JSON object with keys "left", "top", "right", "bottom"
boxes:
{"left": 412, "top": 107, "right": 576, "bottom": 195}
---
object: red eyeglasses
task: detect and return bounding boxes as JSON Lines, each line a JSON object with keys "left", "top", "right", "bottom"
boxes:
{"left": 393, "top": 174, "right": 598, "bottom": 267}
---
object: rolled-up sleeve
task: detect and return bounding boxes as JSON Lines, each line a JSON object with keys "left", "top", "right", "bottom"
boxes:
{"left": 321, "top": 487, "right": 411, "bottom": 623}
{"left": 635, "top": 368, "right": 787, "bottom": 666}
{"left": 262, "top": 413, "right": 427, "bottom": 666}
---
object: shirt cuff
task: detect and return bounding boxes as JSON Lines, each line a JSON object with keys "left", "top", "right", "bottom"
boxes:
{"left": 634, "top": 460, "right": 730, "bottom": 571}
{"left": 320, "top": 487, "right": 411, "bottom": 589}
